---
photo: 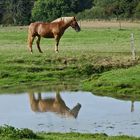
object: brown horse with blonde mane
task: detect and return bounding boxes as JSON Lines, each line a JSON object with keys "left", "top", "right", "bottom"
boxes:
{"left": 28, "top": 16, "right": 81, "bottom": 53}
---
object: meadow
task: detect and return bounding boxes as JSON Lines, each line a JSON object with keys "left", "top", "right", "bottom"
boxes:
{"left": 0, "top": 21, "right": 140, "bottom": 94}
{"left": 0, "top": 21, "right": 140, "bottom": 139}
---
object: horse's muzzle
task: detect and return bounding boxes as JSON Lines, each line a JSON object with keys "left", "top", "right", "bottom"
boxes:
{"left": 75, "top": 26, "right": 81, "bottom": 32}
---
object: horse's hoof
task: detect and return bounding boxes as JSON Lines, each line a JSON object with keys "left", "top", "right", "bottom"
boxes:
{"left": 55, "top": 50, "right": 59, "bottom": 53}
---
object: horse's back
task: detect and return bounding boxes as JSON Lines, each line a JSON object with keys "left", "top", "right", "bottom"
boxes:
{"left": 28, "top": 22, "right": 53, "bottom": 37}
{"left": 28, "top": 20, "right": 65, "bottom": 38}
{"left": 28, "top": 22, "right": 43, "bottom": 36}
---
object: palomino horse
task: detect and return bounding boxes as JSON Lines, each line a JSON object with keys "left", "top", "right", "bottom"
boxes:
{"left": 28, "top": 91, "right": 81, "bottom": 118}
{"left": 28, "top": 16, "right": 81, "bottom": 53}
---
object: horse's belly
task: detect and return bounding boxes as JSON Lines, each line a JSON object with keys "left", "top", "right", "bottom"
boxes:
{"left": 42, "top": 33, "right": 54, "bottom": 38}
{"left": 44, "top": 34, "right": 54, "bottom": 38}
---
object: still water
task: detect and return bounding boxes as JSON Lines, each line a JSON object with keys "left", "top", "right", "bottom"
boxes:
{"left": 0, "top": 91, "right": 140, "bottom": 136}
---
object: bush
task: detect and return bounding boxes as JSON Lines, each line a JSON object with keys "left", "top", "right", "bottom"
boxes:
{"left": 77, "top": 7, "right": 106, "bottom": 20}
{"left": 0, "top": 125, "right": 37, "bottom": 139}
{"left": 31, "top": 0, "right": 70, "bottom": 22}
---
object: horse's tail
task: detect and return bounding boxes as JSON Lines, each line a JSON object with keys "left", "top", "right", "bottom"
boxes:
{"left": 27, "top": 24, "right": 31, "bottom": 46}
{"left": 27, "top": 24, "right": 34, "bottom": 53}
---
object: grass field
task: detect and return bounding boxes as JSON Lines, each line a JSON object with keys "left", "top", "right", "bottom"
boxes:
{"left": 0, "top": 21, "right": 140, "bottom": 139}
{"left": 0, "top": 22, "right": 140, "bottom": 95}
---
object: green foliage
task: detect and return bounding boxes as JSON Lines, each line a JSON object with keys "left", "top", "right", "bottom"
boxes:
{"left": 41, "top": 133, "right": 140, "bottom": 140}
{"left": 0, "top": 125, "right": 37, "bottom": 139}
{"left": 78, "top": 0, "right": 140, "bottom": 20}
{"left": 15, "top": 0, "right": 34, "bottom": 25}
{"left": 1, "top": 0, "right": 34, "bottom": 25}
{"left": 1, "top": 0, "right": 140, "bottom": 25}
{"left": 31, "top": 0, "right": 93, "bottom": 22}
{"left": 70, "top": 0, "right": 93, "bottom": 13}
{"left": 77, "top": 7, "right": 105, "bottom": 20}
{"left": 0, "top": 126, "right": 139, "bottom": 140}
{"left": 32, "top": 0, "right": 70, "bottom": 22}
{"left": 134, "top": 2, "right": 140, "bottom": 19}
{"left": 0, "top": 0, "right": 5, "bottom": 24}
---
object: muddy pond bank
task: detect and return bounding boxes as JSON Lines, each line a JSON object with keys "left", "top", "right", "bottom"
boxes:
{"left": 1, "top": 58, "right": 140, "bottom": 97}
{"left": 1, "top": 37, "right": 140, "bottom": 96}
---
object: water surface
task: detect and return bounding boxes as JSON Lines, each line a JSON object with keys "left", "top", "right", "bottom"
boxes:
{"left": 0, "top": 91, "right": 140, "bottom": 136}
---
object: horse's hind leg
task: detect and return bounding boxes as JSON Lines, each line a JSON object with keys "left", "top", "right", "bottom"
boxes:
{"left": 36, "top": 36, "right": 43, "bottom": 53}
{"left": 28, "top": 35, "right": 35, "bottom": 54}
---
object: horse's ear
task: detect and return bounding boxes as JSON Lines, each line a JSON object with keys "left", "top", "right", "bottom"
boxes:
{"left": 73, "top": 16, "right": 76, "bottom": 20}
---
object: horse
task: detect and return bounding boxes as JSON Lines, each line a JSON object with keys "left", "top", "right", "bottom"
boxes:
{"left": 28, "top": 91, "right": 81, "bottom": 118}
{"left": 27, "top": 16, "right": 81, "bottom": 53}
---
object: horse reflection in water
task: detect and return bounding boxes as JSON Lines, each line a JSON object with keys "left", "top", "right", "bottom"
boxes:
{"left": 28, "top": 91, "right": 81, "bottom": 118}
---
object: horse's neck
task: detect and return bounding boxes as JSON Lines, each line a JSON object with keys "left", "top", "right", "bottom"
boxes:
{"left": 62, "top": 17, "right": 73, "bottom": 23}
{"left": 52, "top": 17, "right": 73, "bottom": 29}
{"left": 62, "top": 17, "right": 73, "bottom": 28}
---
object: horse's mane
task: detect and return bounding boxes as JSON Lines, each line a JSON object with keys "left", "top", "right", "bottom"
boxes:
{"left": 51, "top": 17, "right": 74, "bottom": 24}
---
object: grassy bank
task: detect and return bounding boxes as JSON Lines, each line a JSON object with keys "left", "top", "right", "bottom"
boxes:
{"left": 82, "top": 64, "right": 140, "bottom": 98}
{"left": 0, "top": 24, "right": 140, "bottom": 94}
{"left": 0, "top": 126, "right": 139, "bottom": 140}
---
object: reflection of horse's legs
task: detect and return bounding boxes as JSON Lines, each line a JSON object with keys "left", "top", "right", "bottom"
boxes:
{"left": 28, "top": 93, "right": 39, "bottom": 112}
{"left": 28, "top": 35, "right": 34, "bottom": 54}
{"left": 36, "top": 36, "right": 43, "bottom": 53}
{"left": 55, "top": 35, "right": 60, "bottom": 53}
{"left": 38, "top": 93, "right": 42, "bottom": 100}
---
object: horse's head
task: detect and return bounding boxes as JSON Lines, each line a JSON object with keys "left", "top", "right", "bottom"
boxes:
{"left": 70, "top": 17, "right": 81, "bottom": 32}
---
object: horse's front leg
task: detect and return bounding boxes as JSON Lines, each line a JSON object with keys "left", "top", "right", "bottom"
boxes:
{"left": 54, "top": 35, "right": 60, "bottom": 53}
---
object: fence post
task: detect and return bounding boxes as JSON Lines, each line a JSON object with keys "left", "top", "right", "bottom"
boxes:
{"left": 130, "top": 33, "right": 136, "bottom": 60}
{"left": 79, "top": 20, "right": 81, "bottom": 29}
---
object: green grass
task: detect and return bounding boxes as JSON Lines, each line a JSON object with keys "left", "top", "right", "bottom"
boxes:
{"left": 0, "top": 125, "right": 139, "bottom": 140}
{"left": 40, "top": 133, "right": 140, "bottom": 140}
{"left": 0, "top": 26, "right": 140, "bottom": 95}
{"left": 1, "top": 26, "right": 140, "bottom": 139}
{"left": 82, "top": 64, "right": 140, "bottom": 98}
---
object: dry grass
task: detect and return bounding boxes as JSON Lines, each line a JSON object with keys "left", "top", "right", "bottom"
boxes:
{"left": 80, "top": 20, "right": 140, "bottom": 28}
{"left": 2, "top": 20, "right": 140, "bottom": 29}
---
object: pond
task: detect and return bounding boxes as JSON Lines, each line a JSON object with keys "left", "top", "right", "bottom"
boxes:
{"left": 0, "top": 90, "right": 140, "bottom": 136}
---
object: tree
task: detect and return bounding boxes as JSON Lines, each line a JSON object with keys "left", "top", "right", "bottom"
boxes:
{"left": 135, "top": 2, "right": 140, "bottom": 19}
{"left": 2, "top": 0, "right": 34, "bottom": 25}
{"left": 94, "top": 0, "right": 139, "bottom": 19}
{"left": 16, "top": 0, "right": 34, "bottom": 25}
{"left": 3, "top": 0, "right": 17, "bottom": 25}
{"left": 70, "top": 0, "right": 93, "bottom": 13}
{"left": 0, "top": 0, "right": 5, "bottom": 24}
{"left": 32, "top": 0, "right": 70, "bottom": 22}
{"left": 31, "top": 0, "right": 94, "bottom": 22}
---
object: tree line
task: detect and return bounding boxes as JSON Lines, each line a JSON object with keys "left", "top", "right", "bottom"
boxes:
{"left": 77, "top": 0, "right": 140, "bottom": 20}
{"left": 0, "top": 0, "right": 140, "bottom": 25}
